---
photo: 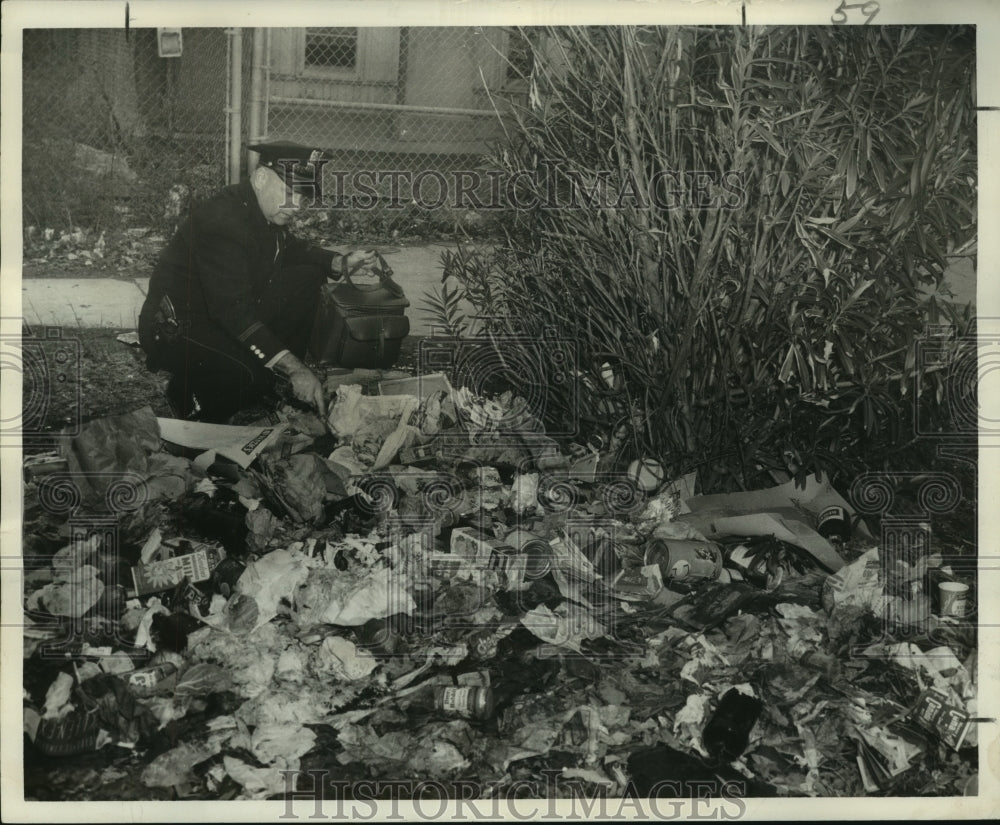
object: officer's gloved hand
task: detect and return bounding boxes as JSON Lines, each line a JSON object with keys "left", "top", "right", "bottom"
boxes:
{"left": 334, "top": 249, "right": 381, "bottom": 281}
{"left": 274, "top": 352, "right": 327, "bottom": 419}
{"left": 288, "top": 366, "right": 326, "bottom": 419}
{"left": 346, "top": 249, "right": 379, "bottom": 275}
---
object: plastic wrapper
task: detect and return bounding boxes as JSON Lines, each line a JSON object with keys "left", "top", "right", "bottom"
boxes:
{"left": 822, "top": 548, "right": 885, "bottom": 614}
{"left": 520, "top": 603, "right": 606, "bottom": 653}
{"left": 312, "top": 636, "right": 378, "bottom": 682}
{"left": 141, "top": 741, "right": 218, "bottom": 788}
{"left": 257, "top": 453, "right": 328, "bottom": 524}
{"left": 294, "top": 565, "right": 416, "bottom": 627}
{"left": 251, "top": 723, "right": 317, "bottom": 765}
{"left": 327, "top": 384, "right": 419, "bottom": 439}
{"left": 61, "top": 406, "right": 161, "bottom": 502}
{"left": 230, "top": 548, "right": 312, "bottom": 632}
{"left": 42, "top": 672, "right": 75, "bottom": 719}
{"left": 27, "top": 564, "right": 104, "bottom": 619}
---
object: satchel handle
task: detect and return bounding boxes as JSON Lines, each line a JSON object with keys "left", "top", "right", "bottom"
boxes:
{"left": 343, "top": 250, "right": 404, "bottom": 298}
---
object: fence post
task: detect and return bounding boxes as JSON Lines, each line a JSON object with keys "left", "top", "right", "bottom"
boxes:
{"left": 248, "top": 28, "right": 267, "bottom": 173}
{"left": 227, "top": 27, "right": 243, "bottom": 185}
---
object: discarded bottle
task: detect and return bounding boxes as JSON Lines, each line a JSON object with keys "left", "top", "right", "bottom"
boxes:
{"left": 817, "top": 505, "right": 852, "bottom": 544}
{"left": 406, "top": 679, "right": 495, "bottom": 720}
{"left": 433, "top": 685, "right": 495, "bottom": 719}
{"left": 701, "top": 687, "right": 764, "bottom": 763}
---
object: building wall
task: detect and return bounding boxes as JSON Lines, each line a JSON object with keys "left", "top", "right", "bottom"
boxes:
{"left": 265, "top": 27, "right": 510, "bottom": 156}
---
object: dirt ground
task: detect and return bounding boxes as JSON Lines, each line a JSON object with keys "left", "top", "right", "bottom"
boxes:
{"left": 21, "top": 328, "right": 426, "bottom": 453}
{"left": 16, "top": 329, "right": 979, "bottom": 803}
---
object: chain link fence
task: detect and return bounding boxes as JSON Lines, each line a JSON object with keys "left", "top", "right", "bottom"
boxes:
{"left": 22, "top": 27, "right": 252, "bottom": 239}
{"left": 22, "top": 26, "right": 527, "bottom": 244}
{"left": 257, "top": 26, "right": 524, "bottom": 236}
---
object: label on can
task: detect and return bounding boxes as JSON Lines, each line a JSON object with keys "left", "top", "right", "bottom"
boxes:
{"left": 487, "top": 547, "right": 528, "bottom": 591}
{"left": 645, "top": 539, "right": 722, "bottom": 581}
{"left": 127, "top": 662, "right": 179, "bottom": 697}
{"left": 437, "top": 686, "right": 493, "bottom": 718}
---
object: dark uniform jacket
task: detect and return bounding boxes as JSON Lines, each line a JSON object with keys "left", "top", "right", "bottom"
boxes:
{"left": 142, "top": 178, "right": 336, "bottom": 367}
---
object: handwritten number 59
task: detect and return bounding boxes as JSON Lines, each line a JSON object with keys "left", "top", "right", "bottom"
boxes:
{"left": 831, "top": 0, "right": 881, "bottom": 25}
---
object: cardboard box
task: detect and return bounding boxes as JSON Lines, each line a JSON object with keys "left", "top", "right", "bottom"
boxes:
{"left": 911, "top": 687, "right": 973, "bottom": 750}
{"left": 130, "top": 543, "right": 225, "bottom": 597}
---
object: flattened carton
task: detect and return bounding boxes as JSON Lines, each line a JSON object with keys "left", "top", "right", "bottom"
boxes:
{"left": 130, "top": 542, "right": 225, "bottom": 597}
{"left": 911, "top": 687, "right": 973, "bottom": 750}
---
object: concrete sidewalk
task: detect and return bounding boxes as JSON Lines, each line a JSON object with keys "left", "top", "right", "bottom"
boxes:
{"left": 20, "top": 247, "right": 977, "bottom": 333}
{"left": 20, "top": 244, "right": 466, "bottom": 337}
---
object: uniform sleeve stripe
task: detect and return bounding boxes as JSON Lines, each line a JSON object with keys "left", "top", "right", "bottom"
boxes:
{"left": 238, "top": 321, "right": 264, "bottom": 342}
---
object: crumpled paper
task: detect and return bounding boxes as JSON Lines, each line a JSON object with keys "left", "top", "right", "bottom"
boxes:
{"left": 26, "top": 564, "right": 104, "bottom": 619}
{"left": 822, "top": 548, "right": 885, "bottom": 614}
{"left": 141, "top": 741, "right": 217, "bottom": 788}
{"left": 251, "top": 723, "right": 317, "bottom": 765}
{"left": 224, "top": 755, "right": 300, "bottom": 799}
{"left": 42, "top": 672, "right": 75, "bottom": 719}
{"left": 312, "top": 636, "right": 378, "bottom": 682}
{"left": 189, "top": 625, "right": 282, "bottom": 699}
{"left": 335, "top": 725, "right": 470, "bottom": 775}
{"left": 327, "top": 384, "right": 419, "bottom": 439}
{"left": 174, "top": 662, "right": 233, "bottom": 696}
{"left": 294, "top": 565, "right": 415, "bottom": 627}
{"left": 62, "top": 406, "right": 161, "bottom": 502}
{"left": 258, "top": 453, "right": 328, "bottom": 524}
{"left": 231, "top": 548, "right": 312, "bottom": 632}
{"left": 673, "top": 693, "right": 711, "bottom": 756}
{"left": 520, "top": 603, "right": 606, "bottom": 653}
{"left": 507, "top": 473, "right": 539, "bottom": 515}
{"left": 144, "top": 452, "right": 195, "bottom": 501}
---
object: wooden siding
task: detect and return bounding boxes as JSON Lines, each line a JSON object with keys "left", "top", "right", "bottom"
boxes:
{"left": 267, "top": 26, "right": 510, "bottom": 154}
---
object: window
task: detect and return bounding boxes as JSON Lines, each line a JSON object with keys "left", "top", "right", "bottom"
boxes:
{"left": 304, "top": 28, "right": 358, "bottom": 70}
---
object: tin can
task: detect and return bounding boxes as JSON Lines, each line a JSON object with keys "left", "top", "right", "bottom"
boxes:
{"left": 643, "top": 539, "right": 722, "bottom": 582}
{"left": 435, "top": 685, "right": 495, "bottom": 720}
{"left": 504, "top": 529, "right": 552, "bottom": 580}
{"left": 127, "top": 662, "right": 179, "bottom": 697}
{"left": 487, "top": 544, "right": 527, "bottom": 590}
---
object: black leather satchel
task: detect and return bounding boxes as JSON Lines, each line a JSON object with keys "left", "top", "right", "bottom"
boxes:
{"left": 308, "top": 252, "right": 411, "bottom": 369}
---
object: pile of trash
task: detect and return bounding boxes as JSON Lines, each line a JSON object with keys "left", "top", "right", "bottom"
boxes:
{"left": 20, "top": 370, "right": 979, "bottom": 800}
